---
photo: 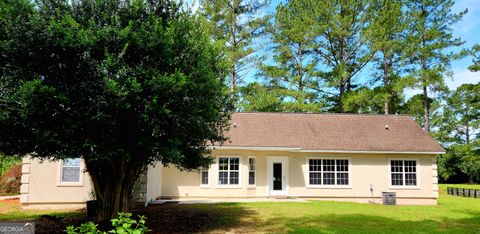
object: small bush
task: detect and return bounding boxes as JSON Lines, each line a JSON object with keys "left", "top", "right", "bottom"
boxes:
{"left": 0, "top": 164, "right": 21, "bottom": 194}
{"left": 66, "top": 212, "right": 150, "bottom": 234}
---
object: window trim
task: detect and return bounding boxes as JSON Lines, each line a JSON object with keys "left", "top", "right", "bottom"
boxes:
{"left": 216, "top": 156, "right": 242, "bottom": 188}
{"left": 199, "top": 168, "right": 210, "bottom": 188}
{"left": 57, "top": 158, "right": 84, "bottom": 187}
{"left": 306, "top": 157, "right": 352, "bottom": 189}
{"left": 389, "top": 158, "right": 421, "bottom": 190}
{"left": 247, "top": 157, "right": 256, "bottom": 187}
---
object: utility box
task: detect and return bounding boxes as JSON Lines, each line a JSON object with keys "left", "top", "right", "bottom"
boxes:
{"left": 382, "top": 192, "right": 396, "bottom": 205}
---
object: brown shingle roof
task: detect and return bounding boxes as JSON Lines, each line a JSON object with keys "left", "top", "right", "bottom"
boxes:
{"left": 222, "top": 112, "right": 445, "bottom": 153}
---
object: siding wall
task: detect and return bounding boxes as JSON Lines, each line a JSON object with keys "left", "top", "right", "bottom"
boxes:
{"left": 21, "top": 150, "right": 438, "bottom": 209}
{"left": 160, "top": 150, "right": 437, "bottom": 204}
{"left": 21, "top": 157, "right": 92, "bottom": 209}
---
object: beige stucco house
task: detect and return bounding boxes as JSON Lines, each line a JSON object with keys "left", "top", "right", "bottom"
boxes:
{"left": 20, "top": 113, "right": 445, "bottom": 209}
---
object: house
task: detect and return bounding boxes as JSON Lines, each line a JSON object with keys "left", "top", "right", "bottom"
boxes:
{"left": 19, "top": 112, "right": 445, "bottom": 209}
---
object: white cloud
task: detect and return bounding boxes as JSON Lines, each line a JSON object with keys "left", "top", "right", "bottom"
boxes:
{"left": 446, "top": 68, "right": 480, "bottom": 90}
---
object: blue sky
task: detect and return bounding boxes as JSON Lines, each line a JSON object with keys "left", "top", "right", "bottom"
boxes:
{"left": 189, "top": 0, "right": 480, "bottom": 95}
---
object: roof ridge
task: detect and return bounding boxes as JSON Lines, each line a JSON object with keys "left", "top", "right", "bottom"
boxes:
{"left": 233, "top": 112, "right": 411, "bottom": 117}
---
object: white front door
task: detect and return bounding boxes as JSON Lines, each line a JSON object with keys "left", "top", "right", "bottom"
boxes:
{"left": 268, "top": 156, "right": 288, "bottom": 196}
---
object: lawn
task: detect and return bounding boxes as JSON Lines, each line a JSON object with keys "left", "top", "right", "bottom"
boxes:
{"left": 1, "top": 184, "right": 479, "bottom": 233}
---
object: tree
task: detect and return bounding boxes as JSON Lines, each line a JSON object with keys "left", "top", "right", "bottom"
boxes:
{"left": 342, "top": 86, "right": 404, "bottom": 114}
{"left": 402, "top": 94, "right": 441, "bottom": 130}
{"left": 238, "top": 82, "right": 284, "bottom": 112}
{"left": 0, "top": 0, "right": 230, "bottom": 221}
{"left": 444, "top": 144, "right": 480, "bottom": 183}
{"left": 368, "top": 0, "right": 407, "bottom": 114}
{"left": 200, "top": 0, "right": 270, "bottom": 95}
{"left": 469, "top": 44, "right": 480, "bottom": 72}
{"left": 404, "top": 0, "right": 466, "bottom": 131}
{"left": 436, "top": 83, "right": 480, "bottom": 183}
{"left": 257, "top": 1, "right": 324, "bottom": 112}
{"left": 289, "top": 0, "right": 376, "bottom": 112}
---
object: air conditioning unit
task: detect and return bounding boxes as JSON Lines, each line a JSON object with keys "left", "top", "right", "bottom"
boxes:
{"left": 382, "top": 192, "right": 396, "bottom": 205}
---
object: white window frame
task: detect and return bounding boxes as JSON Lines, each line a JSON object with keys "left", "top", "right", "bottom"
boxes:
{"left": 199, "top": 168, "right": 210, "bottom": 188}
{"left": 57, "top": 158, "right": 84, "bottom": 187}
{"left": 216, "top": 156, "right": 242, "bottom": 188}
{"left": 306, "top": 157, "right": 352, "bottom": 189}
{"left": 389, "top": 158, "right": 420, "bottom": 189}
{"left": 248, "top": 157, "right": 256, "bottom": 187}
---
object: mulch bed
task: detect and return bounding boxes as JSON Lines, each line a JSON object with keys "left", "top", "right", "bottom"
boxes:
{"left": 31, "top": 203, "right": 252, "bottom": 233}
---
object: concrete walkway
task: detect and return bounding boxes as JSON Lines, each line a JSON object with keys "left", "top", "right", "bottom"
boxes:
{"left": 149, "top": 197, "right": 308, "bottom": 205}
{"left": 0, "top": 195, "right": 20, "bottom": 200}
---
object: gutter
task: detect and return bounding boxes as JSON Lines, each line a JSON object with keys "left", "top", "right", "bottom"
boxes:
{"left": 208, "top": 146, "right": 446, "bottom": 155}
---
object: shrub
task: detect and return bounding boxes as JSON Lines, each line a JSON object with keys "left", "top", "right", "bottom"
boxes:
{"left": 0, "top": 164, "right": 21, "bottom": 194}
{"left": 66, "top": 213, "right": 150, "bottom": 234}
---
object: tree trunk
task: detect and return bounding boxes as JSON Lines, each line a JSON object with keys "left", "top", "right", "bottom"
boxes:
{"left": 229, "top": 4, "right": 238, "bottom": 96}
{"left": 84, "top": 157, "right": 144, "bottom": 221}
{"left": 230, "top": 65, "right": 236, "bottom": 95}
{"left": 423, "top": 84, "right": 429, "bottom": 131}
{"left": 469, "top": 175, "right": 474, "bottom": 184}
{"left": 383, "top": 48, "right": 389, "bottom": 115}
{"left": 339, "top": 81, "right": 345, "bottom": 113}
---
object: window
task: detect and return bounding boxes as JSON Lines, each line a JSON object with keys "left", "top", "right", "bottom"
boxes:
{"left": 218, "top": 157, "right": 240, "bottom": 185}
{"left": 391, "top": 160, "right": 417, "bottom": 186}
{"left": 61, "top": 158, "right": 81, "bottom": 183}
{"left": 248, "top": 158, "right": 255, "bottom": 185}
{"left": 308, "top": 159, "right": 349, "bottom": 186}
{"left": 200, "top": 170, "right": 209, "bottom": 185}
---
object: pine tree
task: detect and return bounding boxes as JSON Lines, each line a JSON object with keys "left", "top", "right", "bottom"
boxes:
{"left": 404, "top": 0, "right": 466, "bottom": 131}
{"left": 469, "top": 44, "right": 480, "bottom": 72}
{"left": 200, "top": 0, "right": 270, "bottom": 95}
{"left": 368, "top": 0, "right": 406, "bottom": 114}
{"left": 437, "top": 83, "right": 480, "bottom": 183}
{"left": 299, "top": 0, "right": 377, "bottom": 112}
{"left": 257, "top": 0, "right": 324, "bottom": 112}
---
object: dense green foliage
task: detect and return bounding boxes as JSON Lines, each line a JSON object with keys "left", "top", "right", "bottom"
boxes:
{"left": 0, "top": 154, "right": 20, "bottom": 177}
{"left": 0, "top": 0, "right": 230, "bottom": 220}
{"left": 436, "top": 83, "right": 480, "bottom": 183}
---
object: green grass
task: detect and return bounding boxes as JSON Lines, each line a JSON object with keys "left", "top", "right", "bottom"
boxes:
{"left": 1, "top": 184, "right": 479, "bottom": 233}
{"left": 0, "top": 200, "right": 83, "bottom": 221}
{"left": 186, "top": 184, "right": 480, "bottom": 233}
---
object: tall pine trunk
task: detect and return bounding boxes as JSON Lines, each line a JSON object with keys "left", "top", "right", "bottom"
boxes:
{"left": 422, "top": 62, "right": 429, "bottom": 132}
{"left": 383, "top": 48, "right": 389, "bottom": 115}
{"left": 84, "top": 157, "right": 144, "bottom": 221}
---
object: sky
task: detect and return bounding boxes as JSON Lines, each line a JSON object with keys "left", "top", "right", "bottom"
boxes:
{"left": 188, "top": 0, "right": 480, "bottom": 96}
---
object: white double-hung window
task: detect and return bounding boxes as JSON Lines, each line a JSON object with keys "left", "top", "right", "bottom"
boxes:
{"left": 390, "top": 160, "right": 418, "bottom": 187}
{"left": 218, "top": 157, "right": 240, "bottom": 185}
{"left": 200, "top": 169, "right": 209, "bottom": 186}
{"left": 308, "top": 159, "right": 350, "bottom": 186}
{"left": 60, "top": 158, "right": 82, "bottom": 184}
{"left": 248, "top": 158, "right": 256, "bottom": 185}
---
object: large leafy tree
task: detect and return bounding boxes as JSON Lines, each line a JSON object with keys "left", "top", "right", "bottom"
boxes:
{"left": 0, "top": 0, "right": 230, "bottom": 220}
{"left": 404, "top": 0, "right": 466, "bottom": 131}
{"left": 200, "top": 0, "right": 270, "bottom": 95}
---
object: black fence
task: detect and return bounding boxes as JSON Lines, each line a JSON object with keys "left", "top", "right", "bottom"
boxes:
{"left": 447, "top": 187, "right": 480, "bottom": 198}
